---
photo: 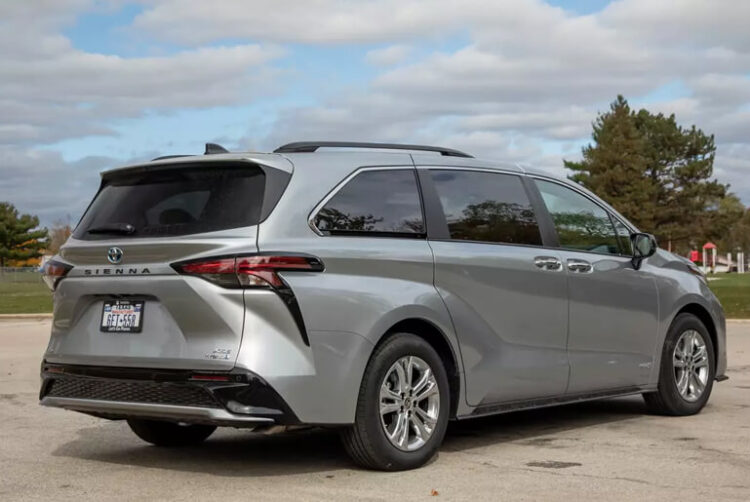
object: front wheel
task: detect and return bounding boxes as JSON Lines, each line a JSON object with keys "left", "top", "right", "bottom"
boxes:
{"left": 643, "top": 313, "right": 715, "bottom": 416}
{"left": 127, "top": 418, "right": 216, "bottom": 447}
{"left": 341, "top": 333, "right": 450, "bottom": 471}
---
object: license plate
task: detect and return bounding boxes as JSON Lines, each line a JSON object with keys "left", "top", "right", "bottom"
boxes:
{"left": 101, "top": 300, "right": 144, "bottom": 333}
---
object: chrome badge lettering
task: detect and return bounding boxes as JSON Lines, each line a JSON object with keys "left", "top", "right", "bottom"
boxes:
{"left": 84, "top": 268, "right": 151, "bottom": 276}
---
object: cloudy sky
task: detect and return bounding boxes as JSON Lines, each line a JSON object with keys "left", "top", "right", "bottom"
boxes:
{"left": 1, "top": 0, "right": 749, "bottom": 226}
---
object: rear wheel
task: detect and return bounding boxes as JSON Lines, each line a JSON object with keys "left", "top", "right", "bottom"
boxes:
{"left": 643, "top": 313, "right": 715, "bottom": 416}
{"left": 127, "top": 418, "right": 216, "bottom": 447}
{"left": 341, "top": 333, "right": 450, "bottom": 471}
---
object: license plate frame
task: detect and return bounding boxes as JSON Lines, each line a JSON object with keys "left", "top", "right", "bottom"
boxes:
{"left": 100, "top": 300, "right": 145, "bottom": 333}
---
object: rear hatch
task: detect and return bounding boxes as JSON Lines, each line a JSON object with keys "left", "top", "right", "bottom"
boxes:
{"left": 45, "top": 157, "right": 291, "bottom": 371}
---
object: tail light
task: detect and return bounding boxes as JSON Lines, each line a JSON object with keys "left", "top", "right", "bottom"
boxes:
{"left": 41, "top": 259, "right": 73, "bottom": 291}
{"left": 172, "top": 254, "right": 324, "bottom": 289}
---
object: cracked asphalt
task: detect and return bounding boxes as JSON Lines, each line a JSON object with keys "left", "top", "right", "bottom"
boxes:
{"left": 1, "top": 319, "right": 749, "bottom": 501}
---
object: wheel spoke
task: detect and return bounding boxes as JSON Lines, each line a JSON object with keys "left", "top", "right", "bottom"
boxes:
{"left": 380, "top": 382, "right": 402, "bottom": 402}
{"left": 410, "top": 413, "right": 429, "bottom": 441}
{"left": 413, "top": 380, "right": 438, "bottom": 402}
{"left": 380, "top": 402, "right": 401, "bottom": 415}
{"left": 673, "top": 353, "right": 686, "bottom": 368}
{"left": 691, "top": 371, "right": 706, "bottom": 394}
{"left": 415, "top": 406, "right": 437, "bottom": 428}
{"left": 393, "top": 361, "right": 407, "bottom": 394}
{"left": 677, "top": 370, "right": 690, "bottom": 396}
{"left": 412, "top": 367, "right": 432, "bottom": 395}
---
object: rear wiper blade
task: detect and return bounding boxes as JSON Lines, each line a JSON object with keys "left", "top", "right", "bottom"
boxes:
{"left": 86, "top": 223, "right": 136, "bottom": 235}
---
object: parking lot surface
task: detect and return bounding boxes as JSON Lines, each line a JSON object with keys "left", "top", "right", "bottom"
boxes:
{"left": 1, "top": 320, "right": 749, "bottom": 501}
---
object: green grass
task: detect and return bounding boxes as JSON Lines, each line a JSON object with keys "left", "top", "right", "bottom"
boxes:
{"left": 707, "top": 273, "right": 750, "bottom": 319}
{"left": 0, "top": 272, "right": 748, "bottom": 318}
{"left": 0, "top": 280, "right": 53, "bottom": 314}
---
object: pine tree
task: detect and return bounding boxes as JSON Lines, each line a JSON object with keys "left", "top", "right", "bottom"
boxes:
{"left": 0, "top": 202, "right": 48, "bottom": 268}
{"left": 566, "top": 96, "right": 738, "bottom": 254}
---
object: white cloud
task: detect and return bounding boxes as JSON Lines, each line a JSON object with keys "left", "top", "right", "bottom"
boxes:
{"left": 2, "top": 0, "right": 750, "bottom": 225}
{"left": 365, "top": 45, "right": 412, "bottom": 66}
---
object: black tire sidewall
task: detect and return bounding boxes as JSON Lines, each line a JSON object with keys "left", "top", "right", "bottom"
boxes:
{"left": 358, "top": 333, "right": 450, "bottom": 470}
{"left": 658, "top": 314, "right": 715, "bottom": 414}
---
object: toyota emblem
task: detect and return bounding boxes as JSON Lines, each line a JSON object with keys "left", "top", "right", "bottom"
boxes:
{"left": 107, "top": 247, "right": 124, "bottom": 264}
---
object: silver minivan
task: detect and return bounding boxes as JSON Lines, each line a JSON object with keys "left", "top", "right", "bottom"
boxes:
{"left": 40, "top": 141, "right": 727, "bottom": 470}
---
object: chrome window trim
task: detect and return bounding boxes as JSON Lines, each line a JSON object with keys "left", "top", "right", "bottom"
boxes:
{"left": 307, "top": 165, "right": 421, "bottom": 237}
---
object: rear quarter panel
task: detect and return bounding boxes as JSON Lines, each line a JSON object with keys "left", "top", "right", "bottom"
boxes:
{"left": 252, "top": 154, "right": 466, "bottom": 423}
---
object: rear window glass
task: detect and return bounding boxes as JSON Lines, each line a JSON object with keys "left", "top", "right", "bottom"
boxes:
{"left": 314, "top": 169, "right": 425, "bottom": 235}
{"left": 74, "top": 166, "right": 265, "bottom": 239}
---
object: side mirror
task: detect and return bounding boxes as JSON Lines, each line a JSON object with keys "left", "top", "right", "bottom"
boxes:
{"left": 630, "top": 233, "right": 657, "bottom": 270}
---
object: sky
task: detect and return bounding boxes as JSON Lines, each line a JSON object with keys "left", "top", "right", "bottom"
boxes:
{"left": 1, "top": 0, "right": 749, "bottom": 227}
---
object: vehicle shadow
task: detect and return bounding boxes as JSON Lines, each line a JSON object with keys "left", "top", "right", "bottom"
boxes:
{"left": 443, "top": 395, "right": 648, "bottom": 452}
{"left": 52, "top": 395, "right": 648, "bottom": 476}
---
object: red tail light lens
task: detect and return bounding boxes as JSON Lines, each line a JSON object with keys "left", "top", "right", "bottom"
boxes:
{"left": 41, "top": 259, "right": 73, "bottom": 291}
{"left": 173, "top": 255, "right": 323, "bottom": 288}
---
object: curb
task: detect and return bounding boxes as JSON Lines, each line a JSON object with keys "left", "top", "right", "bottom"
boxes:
{"left": 0, "top": 313, "right": 53, "bottom": 320}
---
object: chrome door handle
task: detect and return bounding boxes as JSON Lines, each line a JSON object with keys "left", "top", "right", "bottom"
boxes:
{"left": 534, "top": 256, "right": 562, "bottom": 271}
{"left": 567, "top": 259, "right": 593, "bottom": 273}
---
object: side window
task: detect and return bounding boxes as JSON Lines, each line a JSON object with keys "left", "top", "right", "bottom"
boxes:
{"left": 612, "top": 217, "right": 633, "bottom": 255}
{"left": 536, "top": 180, "right": 620, "bottom": 255}
{"left": 429, "top": 170, "right": 542, "bottom": 246}
{"left": 314, "top": 169, "right": 424, "bottom": 235}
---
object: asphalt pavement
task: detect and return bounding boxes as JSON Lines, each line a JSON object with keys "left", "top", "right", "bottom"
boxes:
{"left": 1, "top": 319, "right": 749, "bottom": 501}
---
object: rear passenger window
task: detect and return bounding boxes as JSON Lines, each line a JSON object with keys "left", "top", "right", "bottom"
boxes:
{"left": 429, "top": 170, "right": 542, "bottom": 246}
{"left": 314, "top": 169, "right": 425, "bottom": 235}
{"left": 536, "top": 180, "right": 620, "bottom": 255}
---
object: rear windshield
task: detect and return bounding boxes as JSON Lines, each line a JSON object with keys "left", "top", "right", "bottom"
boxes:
{"left": 74, "top": 166, "right": 265, "bottom": 240}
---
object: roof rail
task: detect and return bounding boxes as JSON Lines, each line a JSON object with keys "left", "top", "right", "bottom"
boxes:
{"left": 273, "top": 141, "right": 473, "bottom": 158}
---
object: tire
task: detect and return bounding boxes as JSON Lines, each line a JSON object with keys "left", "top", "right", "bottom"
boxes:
{"left": 127, "top": 418, "right": 216, "bottom": 447}
{"left": 341, "top": 332, "right": 450, "bottom": 471}
{"left": 643, "top": 313, "right": 715, "bottom": 416}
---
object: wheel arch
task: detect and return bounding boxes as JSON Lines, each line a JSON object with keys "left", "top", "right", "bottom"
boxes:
{"left": 377, "top": 318, "right": 462, "bottom": 419}
{"left": 674, "top": 303, "right": 718, "bottom": 368}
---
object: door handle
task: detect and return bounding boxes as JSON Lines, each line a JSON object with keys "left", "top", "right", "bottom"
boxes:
{"left": 567, "top": 259, "right": 593, "bottom": 273}
{"left": 534, "top": 256, "right": 562, "bottom": 271}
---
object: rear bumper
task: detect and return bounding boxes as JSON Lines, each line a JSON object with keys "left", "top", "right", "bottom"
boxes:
{"left": 39, "top": 363, "right": 300, "bottom": 427}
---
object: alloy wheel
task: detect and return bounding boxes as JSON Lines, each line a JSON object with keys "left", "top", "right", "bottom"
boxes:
{"left": 379, "top": 356, "right": 440, "bottom": 452}
{"left": 673, "top": 329, "right": 710, "bottom": 402}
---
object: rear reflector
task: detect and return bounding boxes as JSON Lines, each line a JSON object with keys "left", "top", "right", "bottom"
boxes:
{"left": 172, "top": 254, "right": 324, "bottom": 289}
{"left": 41, "top": 259, "right": 73, "bottom": 291}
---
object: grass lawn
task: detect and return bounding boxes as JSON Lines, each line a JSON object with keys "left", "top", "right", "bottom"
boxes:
{"left": 707, "top": 273, "right": 750, "bottom": 319}
{"left": 0, "top": 279, "right": 53, "bottom": 314}
{"left": 0, "top": 271, "right": 748, "bottom": 318}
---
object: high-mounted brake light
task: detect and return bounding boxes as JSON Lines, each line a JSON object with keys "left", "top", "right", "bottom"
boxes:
{"left": 172, "top": 255, "right": 324, "bottom": 289}
{"left": 41, "top": 259, "right": 73, "bottom": 291}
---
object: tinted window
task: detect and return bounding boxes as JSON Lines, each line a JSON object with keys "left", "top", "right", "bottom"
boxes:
{"left": 74, "top": 165, "right": 266, "bottom": 240}
{"left": 314, "top": 169, "right": 424, "bottom": 235}
{"left": 430, "top": 170, "right": 542, "bottom": 245}
{"left": 536, "top": 180, "right": 619, "bottom": 254}
{"left": 612, "top": 217, "right": 633, "bottom": 255}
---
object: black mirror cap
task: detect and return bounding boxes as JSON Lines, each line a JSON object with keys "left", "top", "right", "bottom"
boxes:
{"left": 630, "top": 232, "right": 658, "bottom": 270}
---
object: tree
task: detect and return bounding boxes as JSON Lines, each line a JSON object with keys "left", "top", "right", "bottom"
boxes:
{"left": 0, "top": 202, "right": 48, "bottom": 268}
{"left": 47, "top": 218, "right": 73, "bottom": 255}
{"left": 566, "top": 95, "right": 740, "bottom": 254}
{"left": 719, "top": 207, "right": 750, "bottom": 253}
